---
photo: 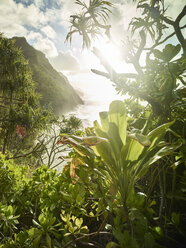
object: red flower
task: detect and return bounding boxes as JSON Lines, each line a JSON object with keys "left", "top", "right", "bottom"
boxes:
{"left": 16, "top": 125, "right": 26, "bottom": 138}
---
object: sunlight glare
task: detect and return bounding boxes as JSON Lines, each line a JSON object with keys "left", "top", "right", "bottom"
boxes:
{"left": 93, "top": 38, "right": 123, "bottom": 71}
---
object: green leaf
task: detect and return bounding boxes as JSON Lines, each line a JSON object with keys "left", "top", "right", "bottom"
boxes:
{"left": 33, "top": 234, "right": 42, "bottom": 248}
{"left": 106, "top": 241, "right": 119, "bottom": 248}
{"left": 93, "top": 120, "right": 115, "bottom": 165}
{"left": 153, "top": 49, "right": 164, "bottom": 60}
{"left": 108, "top": 122, "right": 123, "bottom": 160}
{"left": 128, "top": 132, "right": 151, "bottom": 146}
{"left": 94, "top": 120, "right": 109, "bottom": 139}
{"left": 154, "top": 226, "right": 162, "bottom": 236}
{"left": 134, "top": 140, "right": 181, "bottom": 178}
{"left": 46, "top": 233, "right": 52, "bottom": 248}
{"left": 75, "top": 218, "right": 83, "bottom": 228}
{"left": 92, "top": 138, "right": 114, "bottom": 166}
{"left": 99, "top": 111, "right": 109, "bottom": 132}
{"left": 144, "top": 232, "right": 155, "bottom": 248}
{"left": 49, "top": 216, "right": 56, "bottom": 227}
{"left": 171, "top": 212, "right": 180, "bottom": 227}
{"left": 108, "top": 101, "right": 127, "bottom": 145}
{"left": 38, "top": 213, "right": 46, "bottom": 226}
{"left": 122, "top": 138, "right": 144, "bottom": 162}
{"left": 148, "top": 120, "right": 175, "bottom": 147}
{"left": 163, "top": 44, "right": 181, "bottom": 62}
{"left": 32, "top": 219, "right": 40, "bottom": 227}
{"left": 154, "top": 44, "right": 181, "bottom": 62}
{"left": 83, "top": 136, "right": 108, "bottom": 146}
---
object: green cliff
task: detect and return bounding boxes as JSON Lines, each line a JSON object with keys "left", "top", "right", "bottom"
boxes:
{"left": 12, "top": 37, "right": 83, "bottom": 115}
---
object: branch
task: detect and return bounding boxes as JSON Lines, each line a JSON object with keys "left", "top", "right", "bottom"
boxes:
{"left": 8, "top": 143, "right": 44, "bottom": 160}
{"left": 173, "top": 5, "right": 186, "bottom": 55}
{"left": 62, "top": 231, "right": 112, "bottom": 248}
{"left": 91, "top": 69, "right": 163, "bottom": 115}
{"left": 144, "top": 24, "right": 186, "bottom": 51}
{"left": 136, "top": 30, "right": 146, "bottom": 61}
{"left": 92, "top": 47, "right": 116, "bottom": 79}
{"left": 144, "top": 5, "right": 186, "bottom": 55}
{"left": 160, "top": 15, "right": 174, "bottom": 26}
{"left": 91, "top": 69, "right": 138, "bottom": 79}
{"left": 138, "top": 4, "right": 174, "bottom": 26}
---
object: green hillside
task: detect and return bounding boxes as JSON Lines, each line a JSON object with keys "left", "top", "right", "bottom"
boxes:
{"left": 12, "top": 37, "right": 83, "bottom": 115}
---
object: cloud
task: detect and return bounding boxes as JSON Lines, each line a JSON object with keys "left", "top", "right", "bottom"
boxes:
{"left": 41, "top": 25, "right": 56, "bottom": 39}
{"left": 0, "top": 0, "right": 60, "bottom": 57}
{"left": 0, "top": 23, "right": 28, "bottom": 38}
{"left": 34, "top": 38, "right": 58, "bottom": 57}
{"left": 109, "top": 2, "right": 138, "bottom": 42}
{"left": 50, "top": 50, "right": 81, "bottom": 71}
{"left": 2, "top": 0, "right": 47, "bottom": 27}
{"left": 26, "top": 31, "right": 42, "bottom": 41}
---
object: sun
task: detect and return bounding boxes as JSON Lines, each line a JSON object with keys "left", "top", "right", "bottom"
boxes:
{"left": 93, "top": 38, "right": 124, "bottom": 72}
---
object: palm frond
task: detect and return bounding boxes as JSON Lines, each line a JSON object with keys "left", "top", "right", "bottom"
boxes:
{"left": 75, "top": 0, "right": 87, "bottom": 9}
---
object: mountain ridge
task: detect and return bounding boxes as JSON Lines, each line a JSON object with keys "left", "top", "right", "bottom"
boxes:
{"left": 12, "top": 36, "right": 83, "bottom": 115}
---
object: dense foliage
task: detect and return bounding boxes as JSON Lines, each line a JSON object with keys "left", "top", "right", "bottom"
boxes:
{"left": 0, "top": 0, "right": 186, "bottom": 247}
{"left": 0, "top": 34, "right": 55, "bottom": 157}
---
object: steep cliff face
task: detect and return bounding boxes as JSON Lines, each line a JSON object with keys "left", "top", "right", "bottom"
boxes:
{"left": 12, "top": 37, "right": 83, "bottom": 115}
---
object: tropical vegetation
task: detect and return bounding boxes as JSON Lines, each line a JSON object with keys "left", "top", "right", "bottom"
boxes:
{"left": 0, "top": 0, "right": 185, "bottom": 247}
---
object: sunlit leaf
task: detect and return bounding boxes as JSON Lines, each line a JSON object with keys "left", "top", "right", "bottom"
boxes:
{"left": 123, "top": 138, "right": 144, "bottom": 162}
{"left": 148, "top": 120, "right": 175, "bottom": 147}
{"left": 75, "top": 218, "right": 83, "bottom": 228}
{"left": 83, "top": 136, "right": 108, "bottom": 146}
{"left": 128, "top": 132, "right": 151, "bottom": 146}
{"left": 99, "top": 111, "right": 109, "bottom": 132}
{"left": 108, "top": 100, "right": 127, "bottom": 145}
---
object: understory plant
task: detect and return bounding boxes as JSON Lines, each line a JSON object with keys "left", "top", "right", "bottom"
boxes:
{"left": 58, "top": 100, "right": 183, "bottom": 247}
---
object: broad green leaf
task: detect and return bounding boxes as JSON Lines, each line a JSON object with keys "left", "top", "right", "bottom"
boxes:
{"left": 32, "top": 219, "right": 40, "bottom": 227}
{"left": 144, "top": 232, "right": 155, "bottom": 248}
{"left": 92, "top": 140, "right": 114, "bottom": 166}
{"left": 154, "top": 44, "right": 181, "bottom": 62}
{"left": 46, "top": 233, "right": 52, "bottom": 248}
{"left": 93, "top": 120, "right": 116, "bottom": 164}
{"left": 134, "top": 140, "right": 181, "bottom": 178}
{"left": 163, "top": 44, "right": 181, "bottom": 62}
{"left": 106, "top": 242, "right": 119, "bottom": 248}
{"left": 124, "top": 138, "right": 144, "bottom": 162}
{"left": 153, "top": 49, "right": 164, "bottom": 60}
{"left": 99, "top": 111, "right": 109, "bottom": 132}
{"left": 76, "top": 194, "right": 84, "bottom": 205}
{"left": 154, "top": 226, "right": 163, "bottom": 236}
{"left": 128, "top": 132, "right": 151, "bottom": 146}
{"left": 49, "top": 217, "right": 56, "bottom": 226}
{"left": 38, "top": 213, "right": 46, "bottom": 226}
{"left": 94, "top": 120, "right": 109, "bottom": 139}
{"left": 108, "top": 101, "right": 127, "bottom": 145}
{"left": 72, "top": 143, "right": 93, "bottom": 157}
{"left": 171, "top": 212, "right": 180, "bottom": 227}
{"left": 148, "top": 120, "right": 175, "bottom": 147}
{"left": 75, "top": 218, "right": 83, "bottom": 228}
{"left": 33, "top": 234, "right": 42, "bottom": 248}
{"left": 83, "top": 136, "right": 108, "bottom": 146}
{"left": 108, "top": 122, "right": 123, "bottom": 160}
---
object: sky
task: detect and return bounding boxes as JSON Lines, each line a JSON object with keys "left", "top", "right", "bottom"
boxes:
{"left": 0, "top": 0, "right": 185, "bottom": 123}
